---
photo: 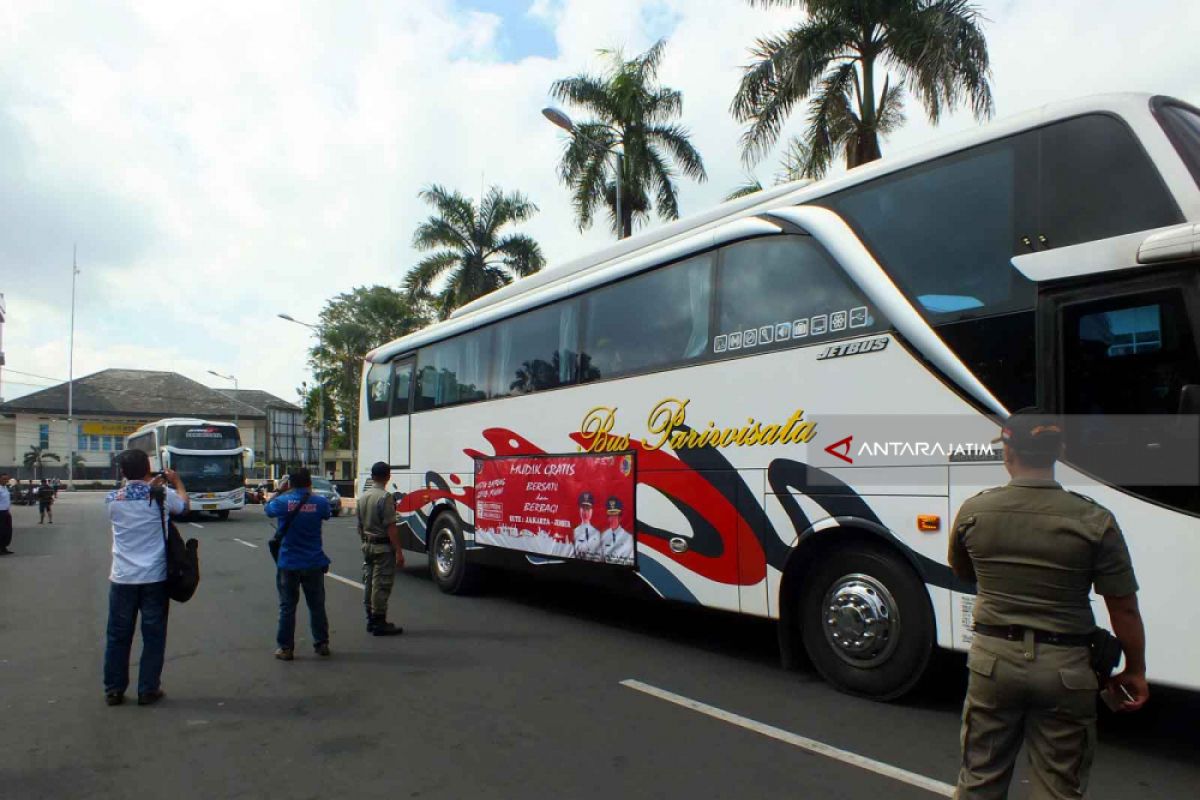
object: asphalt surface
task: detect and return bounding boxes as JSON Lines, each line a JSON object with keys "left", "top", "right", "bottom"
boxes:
{"left": 1, "top": 493, "right": 1197, "bottom": 800}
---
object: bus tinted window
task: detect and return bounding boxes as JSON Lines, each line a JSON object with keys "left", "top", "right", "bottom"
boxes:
{"left": 415, "top": 329, "right": 491, "bottom": 410}
{"left": 1157, "top": 103, "right": 1200, "bottom": 187}
{"left": 391, "top": 360, "right": 412, "bottom": 416}
{"left": 580, "top": 253, "right": 712, "bottom": 381}
{"left": 366, "top": 362, "right": 391, "bottom": 420}
{"left": 715, "top": 236, "right": 882, "bottom": 354}
{"left": 1039, "top": 114, "right": 1182, "bottom": 248}
{"left": 820, "top": 132, "right": 1038, "bottom": 322}
{"left": 492, "top": 301, "right": 579, "bottom": 397}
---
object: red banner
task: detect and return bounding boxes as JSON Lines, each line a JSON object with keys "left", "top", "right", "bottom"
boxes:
{"left": 474, "top": 452, "right": 636, "bottom": 567}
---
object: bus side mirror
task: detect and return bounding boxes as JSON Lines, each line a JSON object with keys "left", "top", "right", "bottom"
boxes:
{"left": 1180, "top": 384, "right": 1200, "bottom": 415}
{"left": 243, "top": 448, "right": 255, "bottom": 468}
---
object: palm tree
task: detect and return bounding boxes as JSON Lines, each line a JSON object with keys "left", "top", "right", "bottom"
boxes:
{"left": 731, "top": 0, "right": 994, "bottom": 178}
{"left": 551, "top": 39, "right": 707, "bottom": 238}
{"left": 725, "top": 136, "right": 813, "bottom": 200}
{"left": 402, "top": 185, "right": 545, "bottom": 320}
{"left": 24, "top": 445, "right": 60, "bottom": 479}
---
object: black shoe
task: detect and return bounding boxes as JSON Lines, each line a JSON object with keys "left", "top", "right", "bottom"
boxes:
{"left": 137, "top": 689, "right": 165, "bottom": 706}
{"left": 372, "top": 620, "right": 403, "bottom": 636}
{"left": 0, "top": 549, "right": 12, "bottom": 555}
{"left": 314, "top": 642, "right": 331, "bottom": 657}
{"left": 274, "top": 648, "right": 294, "bottom": 661}
{"left": 105, "top": 692, "right": 124, "bottom": 706}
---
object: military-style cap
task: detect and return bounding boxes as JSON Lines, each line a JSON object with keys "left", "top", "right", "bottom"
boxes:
{"left": 370, "top": 461, "right": 390, "bottom": 479}
{"left": 578, "top": 491, "right": 594, "bottom": 507}
{"left": 606, "top": 496, "right": 623, "bottom": 515}
{"left": 994, "top": 408, "right": 1064, "bottom": 455}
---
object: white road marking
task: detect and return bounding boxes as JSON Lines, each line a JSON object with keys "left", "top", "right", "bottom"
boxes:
{"left": 325, "top": 572, "right": 365, "bottom": 590}
{"left": 620, "top": 679, "right": 955, "bottom": 798}
{"left": 188, "top": 522, "right": 204, "bottom": 529}
{"left": 232, "top": 538, "right": 258, "bottom": 549}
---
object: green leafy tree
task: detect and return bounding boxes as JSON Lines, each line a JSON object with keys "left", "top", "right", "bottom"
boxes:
{"left": 402, "top": 185, "right": 545, "bottom": 320}
{"left": 731, "top": 0, "right": 994, "bottom": 178}
{"left": 23, "top": 445, "right": 60, "bottom": 479}
{"left": 310, "top": 286, "right": 432, "bottom": 464}
{"left": 725, "top": 136, "right": 813, "bottom": 200}
{"left": 551, "top": 39, "right": 707, "bottom": 238}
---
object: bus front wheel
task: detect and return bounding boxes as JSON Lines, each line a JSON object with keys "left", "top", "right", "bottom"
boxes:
{"left": 215, "top": 510, "right": 230, "bottom": 520}
{"left": 799, "top": 544, "right": 933, "bottom": 700}
{"left": 428, "top": 513, "right": 481, "bottom": 595}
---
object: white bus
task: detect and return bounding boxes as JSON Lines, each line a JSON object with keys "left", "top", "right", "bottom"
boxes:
{"left": 359, "top": 93, "right": 1200, "bottom": 699}
{"left": 126, "top": 418, "right": 251, "bottom": 518}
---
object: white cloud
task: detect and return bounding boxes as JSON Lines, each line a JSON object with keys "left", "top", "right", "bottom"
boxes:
{"left": 0, "top": 0, "right": 1198, "bottom": 409}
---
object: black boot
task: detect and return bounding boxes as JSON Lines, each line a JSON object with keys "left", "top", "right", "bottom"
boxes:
{"left": 366, "top": 609, "right": 377, "bottom": 634}
{"left": 371, "top": 614, "right": 403, "bottom": 636}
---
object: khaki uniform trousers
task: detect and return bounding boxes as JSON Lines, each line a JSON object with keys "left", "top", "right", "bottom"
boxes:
{"left": 956, "top": 634, "right": 1098, "bottom": 800}
{"left": 361, "top": 542, "right": 396, "bottom": 616}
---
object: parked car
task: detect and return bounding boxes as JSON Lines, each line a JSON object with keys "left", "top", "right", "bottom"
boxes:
{"left": 310, "top": 477, "right": 343, "bottom": 516}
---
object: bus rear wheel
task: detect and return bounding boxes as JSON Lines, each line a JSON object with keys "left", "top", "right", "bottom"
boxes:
{"left": 799, "top": 544, "right": 933, "bottom": 700}
{"left": 428, "top": 513, "right": 481, "bottom": 595}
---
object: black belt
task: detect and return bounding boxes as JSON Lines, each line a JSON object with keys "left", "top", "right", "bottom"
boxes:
{"left": 973, "top": 624, "right": 1091, "bottom": 648}
{"left": 361, "top": 534, "right": 391, "bottom": 545}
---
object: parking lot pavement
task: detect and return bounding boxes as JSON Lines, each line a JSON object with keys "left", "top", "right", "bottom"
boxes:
{"left": 1, "top": 493, "right": 1198, "bottom": 799}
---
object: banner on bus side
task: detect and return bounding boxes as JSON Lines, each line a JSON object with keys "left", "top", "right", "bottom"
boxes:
{"left": 473, "top": 452, "right": 637, "bottom": 567}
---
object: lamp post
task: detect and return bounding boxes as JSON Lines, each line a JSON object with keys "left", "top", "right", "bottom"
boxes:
{"left": 277, "top": 313, "right": 324, "bottom": 476}
{"left": 207, "top": 370, "right": 239, "bottom": 427}
{"left": 542, "top": 106, "right": 626, "bottom": 239}
{"left": 67, "top": 246, "right": 79, "bottom": 489}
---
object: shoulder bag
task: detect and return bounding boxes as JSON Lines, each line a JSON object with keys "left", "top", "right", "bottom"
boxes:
{"left": 158, "top": 494, "right": 200, "bottom": 603}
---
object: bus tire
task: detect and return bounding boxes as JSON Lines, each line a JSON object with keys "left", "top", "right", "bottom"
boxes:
{"left": 427, "top": 512, "right": 480, "bottom": 595}
{"left": 799, "top": 543, "right": 933, "bottom": 700}
{"left": 215, "top": 510, "right": 230, "bottom": 520}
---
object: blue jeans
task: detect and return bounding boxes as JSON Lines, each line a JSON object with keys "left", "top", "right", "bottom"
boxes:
{"left": 276, "top": 568, "right": 329, "bottom": 650}
{"left": 104, "top": 581, "right": 169, "bottom": 696}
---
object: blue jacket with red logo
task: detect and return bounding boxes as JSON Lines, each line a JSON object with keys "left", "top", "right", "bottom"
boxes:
{"left": 265, "top": 489, "right": 332, "bottom": 571}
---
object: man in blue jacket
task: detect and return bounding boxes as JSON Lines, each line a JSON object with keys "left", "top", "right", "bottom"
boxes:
{"left": 265, "top": 468, "right": 332, "bottom": 660}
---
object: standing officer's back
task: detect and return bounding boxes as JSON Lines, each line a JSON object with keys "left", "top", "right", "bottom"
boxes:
{"left": 950, "top": 409, "right": 1148, "bottom": 799}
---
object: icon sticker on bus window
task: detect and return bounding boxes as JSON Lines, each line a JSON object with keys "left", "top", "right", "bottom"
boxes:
{"left": 727, "top": 331, "right": 742, "bottom": 350}
{"left": 792, "top": 318, "right": 809, "bottom": 338}
{"left": 810, "top": 314, "right": 828, "bottom": 335}
{"left": 775, "top": 322, "right": 792, "bottom": 342}
{"left": 849, "top": 306, "right": 870, "bottom": 328}
{"left": 744, "top": 328, "right": 758, "bottom": 348}
{"left": 759, "top": 325, "right": 774, "bottom": 344}
{"left": 830, "top": 310, "right": 848, "bottom": 332}
{"left": 714, "top": 335, "right": 728, "bottom": 353}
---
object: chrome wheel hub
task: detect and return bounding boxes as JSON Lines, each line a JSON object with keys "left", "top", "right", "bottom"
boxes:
{"left": 434, "top": 530, "right": 456, "bottom": 578}
{"left": 821, "top": 573, "right": 900, "bottom": 667}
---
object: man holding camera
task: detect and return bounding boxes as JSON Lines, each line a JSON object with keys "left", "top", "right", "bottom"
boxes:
{"left": 950, "top": 409, "right": 1148, "bottom": 799}
{"left": 265, "top": 468, "right": 333, "bottom": 659}
{"left": 103, "top": 450, "right": 189, "bottom": 706}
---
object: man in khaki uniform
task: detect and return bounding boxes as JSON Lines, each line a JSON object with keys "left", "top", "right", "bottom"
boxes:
{"left": 950, "top": 409, "right": 1148, "bottom": 799}
{"left": 358, "top": 461, "right": 403, "bottom": 636}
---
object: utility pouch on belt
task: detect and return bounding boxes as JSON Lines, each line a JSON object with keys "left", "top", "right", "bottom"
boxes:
{"left": 1088, "top": 627, "right": 1124, "bottom": 681}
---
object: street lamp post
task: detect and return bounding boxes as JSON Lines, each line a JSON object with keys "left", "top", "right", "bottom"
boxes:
{"left": 67, "top": 246, "right": 79, "bottom": 489}
{"left": 277, "top": 313, "right": 324, "bottom": 477}
{"left": 207, "top": 370, "right": 239, "bottom": 427}
{"left": 542, "top": 106, "right": 626, "bottom": 239}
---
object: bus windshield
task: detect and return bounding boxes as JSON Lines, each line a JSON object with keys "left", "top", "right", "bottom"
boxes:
{"left": 171, "top": 454, "right": 244, "bottom": 492}
{"left": 166, "top": 424, "right": 241, "bottom": 450}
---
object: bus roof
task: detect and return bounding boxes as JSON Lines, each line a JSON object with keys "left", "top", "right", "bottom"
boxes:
{"left": 368, "top": 92, "right": 1175, "bottom": 364}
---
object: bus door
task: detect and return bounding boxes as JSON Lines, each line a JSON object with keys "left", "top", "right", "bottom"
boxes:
{"left": 1040, "top": 268, "right": 1200, "bottom": 513}
{"left": 389, "top": 357, "right": 414, "bottom": 470}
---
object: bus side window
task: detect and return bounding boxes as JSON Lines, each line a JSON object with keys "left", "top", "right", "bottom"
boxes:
{"left": 365, "top": 362, "right": 391, "bottom": 420}
{"left": 715, "top": 236, "right": 883, "bottom": 353}
{"left": 391, "top": 360, "right": 412, "bottom": 416}
{"left": 580, "top": 252, "right": 712, "bottom": 381}
{"left": 414, "top": 329, "right": 491, "bottom": 411}
{"left": 492, "top": 300, "right": 579, "bottom": 398}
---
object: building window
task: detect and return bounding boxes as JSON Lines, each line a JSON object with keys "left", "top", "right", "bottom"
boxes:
{"left": 78, "top": 432, "right": 88, "bottom": 452}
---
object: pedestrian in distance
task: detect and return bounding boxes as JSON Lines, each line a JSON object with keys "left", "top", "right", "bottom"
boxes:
{"left": 0, "top": 472, "right": 12, "bottom": 555}
{"left": 949, "top": 408, "right": 1148, "bottom": 800}
{"left": 103, "top": 449, "right": 190, "bottom": 707}
{"left": 265, "top": 468, "right": 333, "bottom": 659}
{"left": 356, "top": 461, "right": 403, "bottom": 636}
{"left": 37, "top": 479, "right": 55, "bottom": 524}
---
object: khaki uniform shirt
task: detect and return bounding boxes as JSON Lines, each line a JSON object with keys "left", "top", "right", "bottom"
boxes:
{"left": 949, "top": 477, "right": 1138, "bottom": 635}
{"left": 357, "top": 486, "right": 396, "bottom": 542}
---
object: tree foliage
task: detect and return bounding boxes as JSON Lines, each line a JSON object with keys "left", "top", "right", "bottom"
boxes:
{"left": 732, "top": 0, "right": 994, "bottom": 178}
{"left": 551, "top": 39, "right": 707, "bottom": 237}
{"left": 401, "top": 185, "right": 545, "bottom": 320}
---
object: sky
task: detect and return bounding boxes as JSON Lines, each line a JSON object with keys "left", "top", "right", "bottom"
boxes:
{"left": 1, "top": 0, "right": 1198, "bottom": 407}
